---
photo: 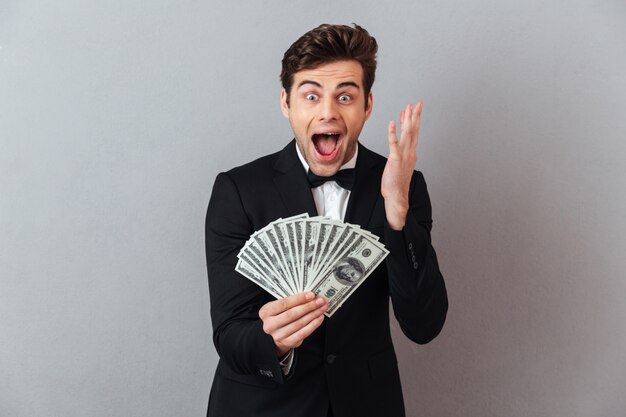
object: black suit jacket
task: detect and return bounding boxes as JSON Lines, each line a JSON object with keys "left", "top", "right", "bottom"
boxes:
{"left": 205, "top": 140, "right": 447, "bottom": 417}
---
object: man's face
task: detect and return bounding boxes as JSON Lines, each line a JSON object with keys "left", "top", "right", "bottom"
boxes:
{"left": 281, "top": 60, "right": 373, "bottom": 177}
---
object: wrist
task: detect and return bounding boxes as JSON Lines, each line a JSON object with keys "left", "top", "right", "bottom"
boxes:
{"left": 384, "top": 199, "right": 408, "bottom": 230}
{"left": 276, "top": 345, "right": 291, "bottom": 358}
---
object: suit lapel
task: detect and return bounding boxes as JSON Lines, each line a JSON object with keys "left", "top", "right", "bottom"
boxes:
{"left": 344, "top": 143, "right": 383, "bottom": 228}
{"left": 273, "top": 140, "right": 319, "bottom": 217}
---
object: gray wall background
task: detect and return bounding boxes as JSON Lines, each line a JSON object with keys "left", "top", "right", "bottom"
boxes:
{"left": 1, "top": 1, "right": 625, "bottom": 416}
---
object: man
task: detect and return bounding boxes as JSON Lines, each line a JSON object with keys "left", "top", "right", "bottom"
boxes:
{"left": 205, "top": 23, "right": 448, "bottom": 417}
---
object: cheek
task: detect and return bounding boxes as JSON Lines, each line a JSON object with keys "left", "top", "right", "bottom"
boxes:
{"left": 292, "top": 112, "right": 312, "bottom": 131}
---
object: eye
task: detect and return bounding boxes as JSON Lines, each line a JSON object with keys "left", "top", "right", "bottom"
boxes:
{"left": 305, "top": 93, "right": 318, "bottom": 101}
{"left": 338, "top": 94, "right": 351, "bottom": 102}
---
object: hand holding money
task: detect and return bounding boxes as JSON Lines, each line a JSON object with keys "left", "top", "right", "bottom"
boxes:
{"left": 258, "top": 292, "right": 327, "bottom": 357}
{"left": 236, "top": 214, "right": 389, "bottom": 317}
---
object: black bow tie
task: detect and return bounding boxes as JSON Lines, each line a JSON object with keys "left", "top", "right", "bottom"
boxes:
{"left": 307, "top": 169, "right": 355, "bottom": 190}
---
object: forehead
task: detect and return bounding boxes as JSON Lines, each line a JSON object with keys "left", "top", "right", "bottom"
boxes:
{"left": 293, "top": 60, "right": 364, "bottom": 88}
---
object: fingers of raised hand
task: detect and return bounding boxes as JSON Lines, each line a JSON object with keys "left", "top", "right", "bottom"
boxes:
{"left": 402, "top": 102, "right": 421, "bottom": 139}
{"left": 410, "top": 101, "right": 422, "bottom": 141}
{"left": 412, "top": 101, "right": 423, "bottom": 125}
{"left": 401, "top": 104, "right": 411, "bottom": 132}
{"left": 390, "top": 101, "right": 422, "bottom": 147}
{"left": 387, "top": 120, "right": 398, "bottom": 147}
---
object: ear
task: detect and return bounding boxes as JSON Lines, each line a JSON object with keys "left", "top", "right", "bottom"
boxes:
{"left": 280, "top": 89, "right": 290, "bottom": 119}
{"left": 364, "top": 91, "right": 373, "bottom": 121}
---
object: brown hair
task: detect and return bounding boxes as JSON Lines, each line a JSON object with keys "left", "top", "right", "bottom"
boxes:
{"left": 280, "top": 23, "right": 378, "bottom": 107}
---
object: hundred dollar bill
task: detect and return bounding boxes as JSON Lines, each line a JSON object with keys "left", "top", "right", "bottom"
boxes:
{"left": 235, "top": 257, "right": 285, "bottom": 299}
{"left": 274, "top": 222, "right": 300, "bottom": 291}
{"left": 312, "top": 221, "right": 351, "bottom": 278}
{"left": 301, "top": 219, "right": 320, "bottom": 291}
{"left": 246, "top": 230, "right": 297, "bottom": 295}
{"left": 290, "top": 220, "right": 305, "bottom": 292}
{"left": 312, "top": 220, "right": 344, "bottom": 278}
{"left": 241, "top": 237, "right": 285, "bottom": 285}
{"left": 264, "top": 225, "right": 298, "bottom": 294}
{"left": 347, "top": 223, "right": 380, "bottom": 241}
{"left": 277, "top": 214, "right": 309, "bottom": 289}
{"left": 309, "top": 220, "right": 336, "bottom": 278}
{"left": 309, "top": 234, "right": 389, "bottom": 316}
{"left": 238, "top": 248, "right": 293, "bottom": 297}
{"left": 314, "top": 227, "right": 361, "bottom": 280}
{"left": 252, "top": 213, "right": 308, "bottom": 293}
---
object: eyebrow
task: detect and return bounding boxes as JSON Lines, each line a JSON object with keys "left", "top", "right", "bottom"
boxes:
{"left": 297, "top": 80, "right": 361, "bottom": 90}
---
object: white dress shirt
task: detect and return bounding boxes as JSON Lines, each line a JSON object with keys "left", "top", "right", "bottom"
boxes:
{"left": 295, "top": 144, "right": 358, "bottom": 221}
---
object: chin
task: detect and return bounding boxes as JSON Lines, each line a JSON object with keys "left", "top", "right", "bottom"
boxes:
{"left": 315, "top": 166, "right": 341, "bottom": 177}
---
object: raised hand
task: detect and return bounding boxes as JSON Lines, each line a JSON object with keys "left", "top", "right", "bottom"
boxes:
{"left": 259, "top": 292, "right": 328, "bottom": 357}
{"left": 381, "top": 101, "right": 423, "bottom": 230}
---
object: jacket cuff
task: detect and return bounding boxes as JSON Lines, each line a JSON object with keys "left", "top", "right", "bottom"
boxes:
{"left": 383, "top": 213, "right": 428, "bottom": 271}
{"left": 252, "top": 320, "right": 286, "bottom": 384}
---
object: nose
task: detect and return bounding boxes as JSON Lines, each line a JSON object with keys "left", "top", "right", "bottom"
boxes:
{"left": 318, "top": 97, "right": 339, "bottom": 122}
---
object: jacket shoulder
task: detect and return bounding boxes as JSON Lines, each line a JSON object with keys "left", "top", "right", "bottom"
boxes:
{"left": 225, "top": 149, "right": 282, "bottom": 183}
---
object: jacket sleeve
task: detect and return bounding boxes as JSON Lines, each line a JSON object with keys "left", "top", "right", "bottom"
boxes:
{"left": 205, "top": 172, "right": 285, "bottom": 383}
{"left": 384, "top": 171, "right": 448, "bottom": 344}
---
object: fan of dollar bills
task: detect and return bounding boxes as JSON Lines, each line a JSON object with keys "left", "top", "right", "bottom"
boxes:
{"left": 235, "top": 214, "right": 389, "bottom": 317}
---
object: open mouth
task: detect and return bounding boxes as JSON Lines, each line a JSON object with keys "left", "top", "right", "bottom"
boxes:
{"left": 312, "top": 132, "right": 342, "bottom": 158}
